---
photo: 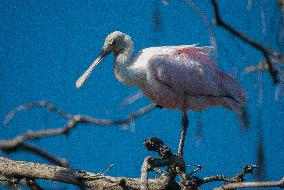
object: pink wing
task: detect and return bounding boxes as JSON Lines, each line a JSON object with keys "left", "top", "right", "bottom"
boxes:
{"left": 149, "top": 54, "right": 246, "bottom": 106}
{"left": 163, "top": 45, "right": 218, "bottom": 69}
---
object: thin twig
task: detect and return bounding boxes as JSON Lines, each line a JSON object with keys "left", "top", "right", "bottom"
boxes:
{"left": 3, "top": 101, "right": 72, "bottom": 125}
{"left": 20, "top": 143, "right": 69, "bottom": 167}
{"left": 211, "top": 0, "right": 282, "bottom": 83}
{"left": 203, "top": 175, "right": 242, "bottom": 184}
{"left": 1, "top": 101, "right": 155, "bottom": 172}
{"left": 102, "top": 164, "right": 114, "bottom": 175}
{"left": 245, "top": 60, "right": 269, "bottom": 73}
{"left": 1, "top": 101, "right": 155, "bottom": 149}
{"left": 1, "top": 141, "right": 68, "bottom": 168}
{"left": 187, "top": 164, "right": 203, "bottom": 176}
{"left": 201, "top": 165, "right": 257, "bottom": 185}
{"left": 213, "top": 177, "right": 284, "bottom": 189}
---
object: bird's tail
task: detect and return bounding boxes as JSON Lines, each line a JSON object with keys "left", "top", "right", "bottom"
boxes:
{"left": 218, "top": 71, "right": 249, "bottom": 128}
{"left": 217, "top": 71, "right": 247, "bottom": 114}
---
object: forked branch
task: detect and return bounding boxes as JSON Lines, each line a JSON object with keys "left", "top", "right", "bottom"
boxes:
{"left": 211, "top": 0, "right": 283, "bottom": 83}
{"left": 1, "top": 101, "right": 155, "bottom": 168}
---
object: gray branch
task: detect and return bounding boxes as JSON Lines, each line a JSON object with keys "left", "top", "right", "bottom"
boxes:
{"left": 211, "top": 0, "right": 283, "bottom": 83}
{"left": 213, "top": 177, "right": 284, "bottom": 189}
{"left": 0, "top": 157, "right": 176, "bottom": 190}
{"left": 1, "top": 101, "right": 155, "bottom": 167}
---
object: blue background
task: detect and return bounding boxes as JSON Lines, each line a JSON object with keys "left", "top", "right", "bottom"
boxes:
{"left": 0, "top": 0, "right": 283, "bottom": 189}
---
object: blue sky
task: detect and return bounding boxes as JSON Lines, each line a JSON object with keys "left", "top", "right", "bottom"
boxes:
{"left": 0, "top": 1, "right": 283, "bottom": 189}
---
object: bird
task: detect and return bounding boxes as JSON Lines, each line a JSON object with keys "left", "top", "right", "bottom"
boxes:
{"left": 76, "top": 31, "right": 247, "bottom": 157}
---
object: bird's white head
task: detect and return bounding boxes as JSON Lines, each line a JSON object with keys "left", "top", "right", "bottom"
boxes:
{"left": 76, "top": 31, "right": 133, "bottom": 88}
{"left": 103, "top": 31, "right": 133, "bottom": 56}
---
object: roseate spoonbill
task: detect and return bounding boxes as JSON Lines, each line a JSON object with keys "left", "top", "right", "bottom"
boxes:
{"left": 76, "top": 31, "right": 247, "bottom": 157}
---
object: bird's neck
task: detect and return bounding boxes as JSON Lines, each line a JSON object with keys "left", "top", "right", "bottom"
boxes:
{"left": 114, "top": 46, "right": 144, "bottom": 86}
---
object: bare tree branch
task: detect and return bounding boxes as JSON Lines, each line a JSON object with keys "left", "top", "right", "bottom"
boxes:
{"left": 213, "top": 177, "right": 284, "bottom": 189}
{"left": 0, "top": 174, "right": 44, "bottom": 190}
{"left": 1, "top": 136, "right": 283, "bottom": 190}
{"left": 141, "top": 137, "right": 184, "bottom": 190}
{"left": 202, "top": 165, "right": 257, "bottom": 184}
{"left": 140, "top": 138, "right": 279, "bottom": 190}
{"left": 0, "top": 157, "right": 178, "bottom": 190}
{"left": 1, "top": 1, "right": 283, "bottom": 189}
{"left": 1, "top": 101, "right": 155, "bottom": 174}
{"left": 1, "top": 101, "right": 155, "bottom": 150}
{"left": 3, "top": 101, "right": 73, "bottom": 125}
{"left": 211, "top": 0, "right": 283, "bottom": 83}
{"left": 245, "top": 59, "right": 283, "bottom": 76}
{"left": 245, "top": 60, "right": 269, "bottom": 73}
{"left": 3, "top": 101, "right": 156, "bottom": 127}
{"left": 18, "top": 143, "right": 69, "bottom": 167}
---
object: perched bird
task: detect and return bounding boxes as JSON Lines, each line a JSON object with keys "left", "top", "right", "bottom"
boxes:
{"left": 76, "top": 31, "right": 247, "bottom": 157}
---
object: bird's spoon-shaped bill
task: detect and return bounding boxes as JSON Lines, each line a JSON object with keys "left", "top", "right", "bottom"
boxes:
{"left": 76, "top": 48, "right": 111, "bottom": 88}
{"left": 76, "top": 56, "right": 102, "bottom": 88}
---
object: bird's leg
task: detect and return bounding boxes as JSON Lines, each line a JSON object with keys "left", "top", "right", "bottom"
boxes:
{"left": 177, "top": 110, "right": 188, "bottom": 158}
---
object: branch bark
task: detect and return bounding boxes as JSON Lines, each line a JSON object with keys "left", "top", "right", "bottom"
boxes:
{"left": 214, "top": 177, "right": 284, "bottom": 189}
{"left": 1, "top": 101, "right": 155, "bottom": 167}
{"left": 0, "top": 157, "right": 176, "bottom": 190}
{"left": 1, "top": 138, "right": 283, "bottom": 190}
